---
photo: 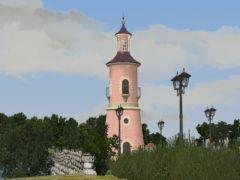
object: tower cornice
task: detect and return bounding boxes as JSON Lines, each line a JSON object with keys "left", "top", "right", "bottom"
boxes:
{"left": 107, "top": 107, "right": 141, "bottom": 111}
{"left": 106, "top": 52, "right": 141, "bottom": 66}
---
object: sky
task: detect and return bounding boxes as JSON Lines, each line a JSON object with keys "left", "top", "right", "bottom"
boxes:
{"left": 0, "top": 0, "right": 240, "bottom": 138}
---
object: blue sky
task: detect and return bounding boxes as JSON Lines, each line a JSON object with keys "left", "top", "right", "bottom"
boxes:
{"left": 44, "top": 0, "right": 240, "bottom": 30}
{"left": 0, "top": 0, "right": 239, "bottom": 138}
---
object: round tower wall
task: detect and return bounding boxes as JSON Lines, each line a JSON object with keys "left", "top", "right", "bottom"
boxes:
{"left": 108, "top": 63, "right": 139, "bottom": 105}
{"left": 106, "top": 109, "right": 144, "bottom": 150}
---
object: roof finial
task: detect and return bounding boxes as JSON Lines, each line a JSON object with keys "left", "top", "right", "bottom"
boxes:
{"left": 122, "top": 15, "right": 125, "bottom": 25}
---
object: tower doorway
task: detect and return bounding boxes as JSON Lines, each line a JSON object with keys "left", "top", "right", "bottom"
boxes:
{"left": 123, "top": 142, "right": 131, "bottom": 154}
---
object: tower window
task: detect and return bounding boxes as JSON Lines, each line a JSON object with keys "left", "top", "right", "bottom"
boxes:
{"left": 122, "top": 79, "right": 129, "bottom": 94}
{"left": 124, "top": 118, "right": 129, "bottom": 124}
{"left": 122, "top": 41, "right": 128, "bottom": 51}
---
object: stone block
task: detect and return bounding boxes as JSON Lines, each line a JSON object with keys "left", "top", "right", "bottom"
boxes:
{"left": 83, "top": 169, "right": 97, "bottom": 175}
{"left": 83, "top": 162, "right": 93, "bottom": 169}
{"left": 82, "top": 155, "right": 94, "bottom": 162}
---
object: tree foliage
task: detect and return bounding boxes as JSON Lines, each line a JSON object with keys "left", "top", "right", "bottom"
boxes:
{"left": 196, "top": 119, "right": 240, "bottom": 146}
{"left": 79, "top": 115, "right": 118, "bottom": 175}
{"left": 0, "top": 115, "right": 53, "bottom": 177}
{"left": 0, "top": 113, "right": 117, "bottom": 178}
{"left": 142, "top": 123, "right": 167, "bottom": 146}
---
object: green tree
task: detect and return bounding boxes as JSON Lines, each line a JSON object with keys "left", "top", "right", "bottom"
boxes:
{"left": 42, "top": 114, "right": 68, "bottom": 150}
{"left": 60, "top": 118, "right": 80, "bottom": 150}
{"left": 0, "top": 113, "right": 26, "bottom": 134}
{"left": 142, "top": 123, "right": 150, "bottom": 145}
{"left": 196, "top": 122, "right": 209, "bottom": 141}
{"left": 0, "top": 119, "right": 53, "bottom": 178}
{"left": 0, "top": 113, "right": 8, "bottom": 134}
{"left": 142, "top": 123, "right": 167, "bottom": 146}
{"left": 0, "top": 112, "right": 118, "bottom": 177}
{"left": 196, "top": 120, "right": 240, "bottom": 146}
{"left": 215, "top": 121, "right": 229, "bottom": 145}
{"left": 231, "top": 119, "right": 240, "bottom": 139}
{"left": 149, "top": 132, "right": 167, "bottom": 146}
{"left": 83, "top": 115, "right": 117, "bottom": 175}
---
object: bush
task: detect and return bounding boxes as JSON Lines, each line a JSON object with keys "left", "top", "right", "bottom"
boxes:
{"left": 110, "top": 146, "right": 240, "bottom": 180}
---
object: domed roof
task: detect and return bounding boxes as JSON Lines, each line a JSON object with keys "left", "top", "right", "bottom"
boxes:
{"left": 106, "top": 52, "right": 141, "bottom": 66}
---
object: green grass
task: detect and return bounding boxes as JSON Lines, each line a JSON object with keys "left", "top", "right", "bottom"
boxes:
{"left": 9, "top": 174, "right": 120, "bottom": 180}
{"left": 110, "top": 146, "right": 240, "bottom": 180}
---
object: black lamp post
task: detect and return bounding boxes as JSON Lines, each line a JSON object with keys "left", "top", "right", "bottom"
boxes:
{"left": 158, "top": 120, "right": 165, "bottom": 135}
{"left": 171, "top": 68, "right": 191, "bottom": 139}
{"left": 204, "top": 106, "right": 216, "bottom": 143}
{"left": 116, "top": 105, "right": 124, "bottom": 156}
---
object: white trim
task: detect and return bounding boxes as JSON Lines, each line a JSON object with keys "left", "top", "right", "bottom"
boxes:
{"left": 106, "top": 62, "right": 140, "bottom": 67}
{"left": 109, "top": 102, "right": 139, "bottom": 107}
{"left": 107, "top": 107, "right": 141, "bottom": 111}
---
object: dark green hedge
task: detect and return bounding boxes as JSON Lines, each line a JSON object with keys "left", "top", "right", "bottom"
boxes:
{"left": 110, "top": 146, "right": 240, "bottom": 180}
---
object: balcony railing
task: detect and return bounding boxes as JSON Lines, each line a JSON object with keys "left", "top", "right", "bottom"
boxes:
{"left": 106, "top": 87, "right": 110, "bottom": 99}
{"left": 138, "top": 87, "right": 141, "bottom": 99}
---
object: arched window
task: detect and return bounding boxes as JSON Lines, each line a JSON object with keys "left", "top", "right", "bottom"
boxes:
{"left": 122, "top": 79, "right": 129, "bottom": 95}
{"left": 123, "top": 142, "right": 131, "bottom": 154}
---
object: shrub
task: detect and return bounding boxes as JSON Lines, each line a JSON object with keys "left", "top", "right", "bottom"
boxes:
{"left": 110, "top": 146, "right": 240, "bottom": 180}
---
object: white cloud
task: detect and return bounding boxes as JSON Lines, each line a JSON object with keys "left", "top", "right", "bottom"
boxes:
{"left": 0, "top": 0, "right": 43, "bottom": 8}
{"left": 140, "top": 75, "right": 240, "bottom": 124}
{"left": 185, "top": 75, "right": 240, "bottom": 107}
{"left": 0, "top": 5, "right": 240, "bottom": 80}
{"left": 133, "top": 25, "right": 240, "bottom": 80}
{"left": 0, "top": 5, "right": 112, "bottom": 78}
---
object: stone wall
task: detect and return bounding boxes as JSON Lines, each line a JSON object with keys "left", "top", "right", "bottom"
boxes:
{"left": 51, "top": 150, "right": 96, "bottom": 176}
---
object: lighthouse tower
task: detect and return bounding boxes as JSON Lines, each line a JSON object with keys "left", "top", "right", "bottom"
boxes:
{"left": 106, "top": 17, "right": 144, "bottom": 153}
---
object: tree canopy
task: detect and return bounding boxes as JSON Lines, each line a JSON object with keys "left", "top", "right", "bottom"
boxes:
{"left": 196, "top": 119, "right": 240, "bottom": 146}
{"left": 142, "top": 123, "right": 167, "bottom": 146}
{"left": 0, "top": 113, "right": 117, "bottom": 178}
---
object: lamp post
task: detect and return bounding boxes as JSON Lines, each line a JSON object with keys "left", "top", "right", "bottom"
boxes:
{"left": 204, "top": 106, "right": 216, "bottom": 143}
{"left": 116, "top": 105, "right": 124, "bottom": 156}
{"left": 158, "top": 120, "right": 165, "bottom": 136}
{"left": 171, "top": 68, "right": 191, "bottom": 140}
{"left": 188, "top": 129, "right": 191, "bottom": 143}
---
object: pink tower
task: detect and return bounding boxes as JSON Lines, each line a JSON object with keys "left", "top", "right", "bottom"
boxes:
{"left": 106, "top": 17, "right": 144, "bottom": 153}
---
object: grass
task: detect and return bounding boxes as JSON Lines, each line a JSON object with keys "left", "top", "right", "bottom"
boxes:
{"left": 8, "top": 174, "right": 120, "bottom": 180}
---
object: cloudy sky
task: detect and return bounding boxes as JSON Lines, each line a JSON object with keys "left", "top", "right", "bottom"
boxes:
{"left": 0, "top": 0, "right": 239, "bottom": 137}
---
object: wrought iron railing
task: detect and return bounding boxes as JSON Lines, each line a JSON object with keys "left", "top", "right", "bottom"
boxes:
{"left": 138, "top": 87, "right": 141, "bottom": 99}
{"left": 106, "top": 87, "right": 110, "bottom": 98}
